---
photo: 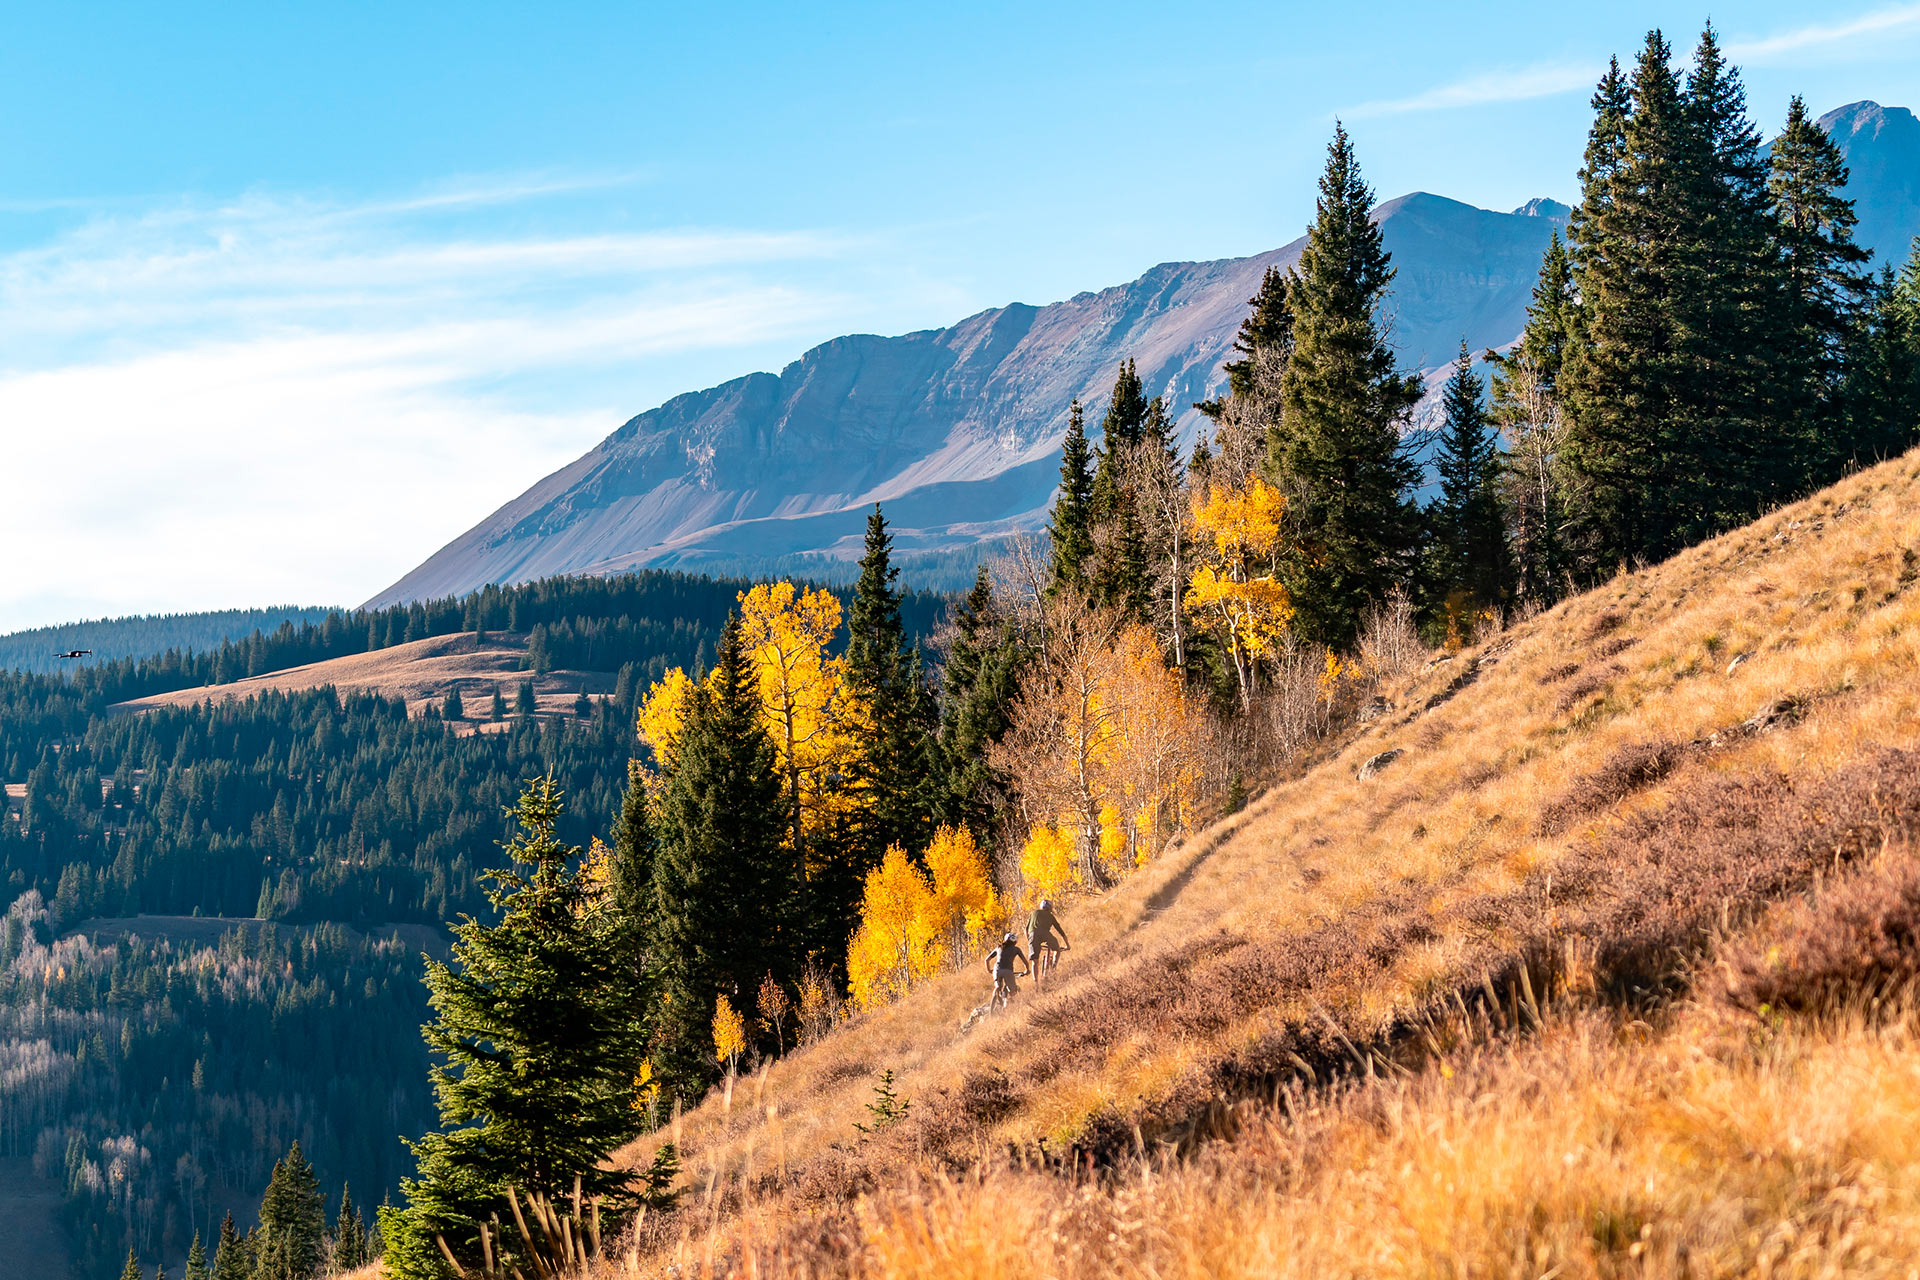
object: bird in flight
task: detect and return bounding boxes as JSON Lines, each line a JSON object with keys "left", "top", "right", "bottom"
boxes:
{"left": 56, "top": 650, "right": 91, "bottom": 659}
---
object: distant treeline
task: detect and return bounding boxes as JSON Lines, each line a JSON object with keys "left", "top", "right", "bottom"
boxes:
{"left": 0, "top": 607, "right": 337, "bottom": 676}
{"left": 13, "top": 570, "right": 948, "bottom": 708}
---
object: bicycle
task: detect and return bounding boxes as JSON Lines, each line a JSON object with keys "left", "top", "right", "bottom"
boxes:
{"left": 1029, "top": 938, "right": 1068, "bottom": 987}
{"left": 990, "top": 969, "right": 1026, "bottom": 1012}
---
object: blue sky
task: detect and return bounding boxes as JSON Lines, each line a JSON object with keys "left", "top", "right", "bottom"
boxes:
{"left": 4, "top": 1, "right": 1919, "bottom": 631}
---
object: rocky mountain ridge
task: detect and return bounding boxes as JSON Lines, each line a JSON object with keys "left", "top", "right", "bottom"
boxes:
{"left": 369, "top": 102, "right": 1918, "bottom": 604}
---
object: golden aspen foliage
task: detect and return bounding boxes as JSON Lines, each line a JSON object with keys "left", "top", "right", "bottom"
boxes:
{"left": 629, "top": 1059, "right": 660, "bottom": 1116}
{"left": 711, "top": 993, "right": 746, "bottom": 1074}
{"left": 736, "top": 582, "right": 865, "bottom": 854}
{"left": 846, "top": 845, "right": 942, "bottom": 1010}
{"left": 577, "top": 836, "right": 615, "bottom": 908}
{"left": 995, "top": 614, "right": 1213, "bottom": 893}
{"left": 636, "top": 666, "right": 699, "bottom": 767}
{"left": 921, "top": 824, "right": 1001, "bottom": 954}
{"left": 1018, "top": 823, "right": 1080, "bottom": 905}
{"left": 1185, "top": 477, "right": 1296, "bottom": 708}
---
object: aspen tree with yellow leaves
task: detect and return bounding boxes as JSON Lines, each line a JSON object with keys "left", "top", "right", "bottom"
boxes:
{"left": 845, "top": 845, "right": 942, "bottom": 1010}
{"left": 1185, "top": 476, "right": 1295, "bottom": 710}
{"left": 844, "top": 825, "right": 1002, "bottom": 1012}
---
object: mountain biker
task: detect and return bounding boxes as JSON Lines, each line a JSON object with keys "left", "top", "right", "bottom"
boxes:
{"left": 1026, "top": 898, "right": 1070, "bottom": 986}
{"left": 985, "top": 932, "right": 1029, "bottom": 1011}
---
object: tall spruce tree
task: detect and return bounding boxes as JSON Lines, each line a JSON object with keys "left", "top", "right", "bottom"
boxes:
{"left": 1090, "top": 360, "right": 1152, "bottom": 616}
{"left": 1490, "top": 232, "right": 1576, "bottom": 602}
{"left": 1562, "top": 32, "right": 1695, "bottom": 566}
{"left": 1426, "top": 343, "right": 1511, "bottom": 615}
{"left": 331, "top": 1183, "right": 370, "bottom": 1271}
{"left": 1770, "top": 94, "right": 1872, "bottom": 485}
{"left": 1683, "top": 25, "right": 1793, "bottom": 531}
{"left": 1223, "top": 267, "right": 1293, "bottom": 406}
{"left": 121, "top": 1251, "right": 144, "bottom": 1280}
{"left": 185, "top": 1234, "right": 210, "bottom": 1280}
{"left": 844, "top": 506, "right": 938, "bottom": 874}
{"left": 211, "top": 1213, "right": 249, "bottom": 1280}
{"left": 252, "top": 1140, "right": 325, "bottom": 1280}
{"left": 935, "top": 567, "right": 1024, "bottom": 839}
{"left": 608, "top": 759, "right": 658, "bottom": 977}
{"left": 650, "top": 615, "right": 796, "bottom": 1083}
{"left": 1048, "top": 400, "right": 1095, "bottom": 592}
{"left": 381, "top": 776, "right": 646, "bottom": 1278}
{"left": 1841, "top": 252, "right": 1920, "bottom": 462}
{"left": 1267, "top": 123, "right": 1423, "bottom": 648}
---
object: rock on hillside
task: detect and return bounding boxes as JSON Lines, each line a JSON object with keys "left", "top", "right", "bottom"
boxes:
{"left": 369, "top": 194, "right": 1568, "bottom": 605}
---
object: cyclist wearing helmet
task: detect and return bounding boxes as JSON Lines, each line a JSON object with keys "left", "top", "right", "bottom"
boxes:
{"left": 985, "top": 931, "right": 1029, "bottom": 1011}
{"left": 1026, "top": 898, "right": 1070, "bottom": 986}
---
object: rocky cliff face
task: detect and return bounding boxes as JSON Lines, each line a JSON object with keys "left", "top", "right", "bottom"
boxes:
{"left": 370, "top": 194, "right": 1567, "bottom": 604}
{"left": 368, "top": 102, "right": 1915, "bottom": 605}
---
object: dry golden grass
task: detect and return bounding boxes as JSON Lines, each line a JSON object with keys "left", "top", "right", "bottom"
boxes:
{"left": 586, "top": 453, "right": 1920, "bottom": 1277}
{"left": 109, "top": 630, "right": 611, "bottom": 727}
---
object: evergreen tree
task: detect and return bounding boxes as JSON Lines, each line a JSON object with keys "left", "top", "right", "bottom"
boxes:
{"left": 1489, "top": 233, "right": 1576, "bottom": 603}
{"left": 331, "top": 1183, "right": 370, "bottom": 1271}
{"left": 843, "top": 506, "right": 937, "bottom": 874}
{"left": 1562, "top": 32, "right": 1696, "bottom": 566}
{"left": 513, "top": 681, "right": 536, "bottom": 718}
{"left": 1090, "top": 360, "right": 1152, "bottom": 616}
{"left": 1841, "top": 252, "right": 1920, "bottom": 463}
{"left": 441, "top": 686, "right": 464, "bottom": 721}
{"left": 650, "top": 616, "right": 796, "bottom": 1088}
{"left": 1770, "top": 94, "right": 1872, "bottom": 484}
{"left": 489, "top": 689, "right": 506, "bottom": 722}
{"left": 185, "top": 1234, "right": 210, "bottom": 1280}
{"left": 212, "top": 1213, "right": 250, "bottom": 1280}
{"left": 1426, "top": 343, "right": 1511, "bottom": 616}
{"left": 606, "top": 761, "right": 660, "bottom": 1036}
{"left": 935, "top": 568, "right": 1025, "bottom": 839}
{"left": 1267, "top": 124, "right": 1423, "bottom": 648}
{"left": 1682, "top": 24, "right": 1793, "bottom": 529}
{"left": 120, "top": 1250, "right": 144, "bottom": 1280}
{"left": 526, "top": 625, "right": 552, "bottom": 676}
{"left": 1047, "top": 401, "right": 1095, "bottom": 592}
{"left": 253, "top": 1140, "right": 325, "bottom": 1280}
{"left": 1223, "top": 267, "right": 1293, "bottom": 405}
{"left": 381, "top": 776, "right": 646, "bottom": 1278}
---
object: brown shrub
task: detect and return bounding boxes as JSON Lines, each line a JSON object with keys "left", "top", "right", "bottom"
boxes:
{"left": 1544, "top": 662, "right": 1581, "bottom": 683}
{"left": 1718, "top": 852, "right": 1920, "bottom": 1014}
{"left": 1538, "top": 739, "right": 1687, "bottom": 833}
{"left": 1554, "top": 663, "right": 1625, "bottom": 713}
{"left": 1593, "top": 634, "right": 1637, "bottom": 659}
{"left": 1584, "top": 610, "right": 1626, "bottom": 640}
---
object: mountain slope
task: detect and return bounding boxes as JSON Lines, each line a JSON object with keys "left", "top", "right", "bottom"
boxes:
{"left": 372, "top": 101, "right": 1919, "bottom": 608}
{"left": 612, "top": 446, "right": 1920, "bottom": 1276}
{"left": 1820, "top": 99, "right": 1920, "bottom": 270}
{"left": 369, "top": 194, "right": 1569, "bottom": 605}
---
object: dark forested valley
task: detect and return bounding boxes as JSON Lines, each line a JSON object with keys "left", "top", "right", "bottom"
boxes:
{"left": 0, "top": 570, "right": 943, "bottom": 1276}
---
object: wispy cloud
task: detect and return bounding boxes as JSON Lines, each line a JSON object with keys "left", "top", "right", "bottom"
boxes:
{"left": 1343, "top": 1, "right": 1920, "bottom": 119}
{"left": 0, "top": 178, "right": 954, "bottom": 630}
{"left": 1724, "top": 2, "right": 1920, "bottom": 61}
{"left": 1345, "top": 62, "right": 1600, "bottom": 119}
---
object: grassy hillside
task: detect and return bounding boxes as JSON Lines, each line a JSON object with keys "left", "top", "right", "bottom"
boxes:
{"left": 603, "top": 450, "right": 1920, "bottom": 1277}
{"left": 109, "top": 629, "right": 605, "bottom": 727}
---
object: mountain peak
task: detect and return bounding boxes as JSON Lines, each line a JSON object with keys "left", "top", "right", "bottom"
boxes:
{"left": 1513, "top": 197, "right": 1572, "bottom": 219}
